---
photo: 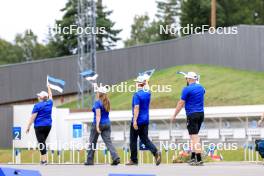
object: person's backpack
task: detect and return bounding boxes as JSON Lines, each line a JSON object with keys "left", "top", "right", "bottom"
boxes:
{"left": 255, "top": 139, "right": 264, "bottom": 158}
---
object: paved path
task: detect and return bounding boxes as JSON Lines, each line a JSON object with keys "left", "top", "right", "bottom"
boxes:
{"left": 1, "top": 162, "right": 264, "bottom": 176}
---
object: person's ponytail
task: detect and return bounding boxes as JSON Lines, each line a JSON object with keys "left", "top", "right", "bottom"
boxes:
{"left": 99, "top": 93, "right": 110, "bottom": 112}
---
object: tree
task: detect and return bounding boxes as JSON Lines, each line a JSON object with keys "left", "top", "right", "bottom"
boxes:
{"left": 218, "top": 0, "right": 264, "bottom": 26}
{"left": 0, "top": 38, "right": 23, "bottom": 64}
{"left": 51, "top": 0, "right": 77, "bottom": 56}
{"left": 124, "top": 14, "right": 161, "bottom": 47}
{"left": 15, "top": 30, "right": 37, "bottom": 61}
{"left": 0, "top": 30, "right": 56, "bottom": 65}
{"left": 217, "top": 0, "right": 254, "bottom": 26}
{"left": 180, "top": 0, "right": 211, "bottom": 30}
{"left": 96, "top": 0, "right": 122, "bottom": 50}
{"left": 253, "top": 0, "right": 264, "bottom": 24}
{"left": 156, "top": 0, "right": 181, "bottom": 40}
{"left": 49, "top": 0, "right": 121, "bottom": 56}
{"left": 125, "top": 0, "right": 181, "bottom": 47}
{"left": 15, "top": 30, "right": 55, "bottom": 61}
{"left": 180, "top": 0, "right": 264, "bottom": 33}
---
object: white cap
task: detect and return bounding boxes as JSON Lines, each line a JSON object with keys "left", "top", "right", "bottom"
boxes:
{"left": 134, "top": 75, "right": 147, "bottom": 83}
{"left": 37, "top": 91, "right": 48, "bottom": 98}
{"left": 95, "top": 86, "right": 108, "bottom": 94}
{"left": 184, "top": 72, "right": 198, "bottom": 80}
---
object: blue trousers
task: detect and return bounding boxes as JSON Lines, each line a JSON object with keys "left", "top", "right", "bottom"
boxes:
{"left": 130, "top": 124, "right": 158, "bottom": 163}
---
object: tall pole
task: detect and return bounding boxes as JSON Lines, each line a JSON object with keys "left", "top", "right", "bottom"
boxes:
{"left": 211, "top": 0, "right": 216, "bottom": 28}
{"left": 77, "top": 0, "right": 97, "bottom": 108}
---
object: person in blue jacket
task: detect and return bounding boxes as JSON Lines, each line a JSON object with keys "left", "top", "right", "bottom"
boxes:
{"left": 84, "top": 86, "right": 120, "bottom": 166}
{"left": 126, "top": 75, "right": 161, "bottom": 166}
{"left": 26, "top": 85, "right": 53, "bottom": 165}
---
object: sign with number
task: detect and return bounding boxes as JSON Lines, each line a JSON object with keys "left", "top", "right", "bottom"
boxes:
{"left": 72, "top": 124, "right": 82, "bottom": 138}
{"left": 13, "top": 127, "right": 21, "bottom": 140}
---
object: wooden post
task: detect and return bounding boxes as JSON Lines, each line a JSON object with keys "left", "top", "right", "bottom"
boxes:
{"left": 211, "top": 0, "right": 216, "bottom": 28}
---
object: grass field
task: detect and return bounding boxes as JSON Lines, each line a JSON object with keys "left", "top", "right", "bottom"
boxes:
{"left": 0, "top": 148, "right": 251, "bottom": 164}
{"left": 60, "top": 64, "right": 264, "bottom": 110}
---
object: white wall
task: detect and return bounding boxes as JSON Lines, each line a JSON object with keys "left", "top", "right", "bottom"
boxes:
{"left": 13, "top": 105, "right": 71, "bottom": 149}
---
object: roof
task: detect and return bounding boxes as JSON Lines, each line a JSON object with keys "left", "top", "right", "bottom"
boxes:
{"left": 65, "top": 105, "right": 264, "bottom": 123}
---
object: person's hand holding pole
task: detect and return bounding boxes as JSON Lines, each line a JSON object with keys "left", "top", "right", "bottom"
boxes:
{"left": 47, "top": 84, "right": 53, "bottom": 100}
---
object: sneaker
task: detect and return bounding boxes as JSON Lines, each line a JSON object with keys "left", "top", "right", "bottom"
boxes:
{"left": 125, "top": 160, "right": 138, "bottom": 166}
{"left": 40, "top": 160, "right": 47, "bottom": 165}
{"left": 195, "top": 161, "right": 204, "bottom": 166}
{"left": 187, "top": 159, "right": 196, "bottom": 165}
{"left": 84, "top": 161, "right": 94, "bottom": 166}
{"left": 155, "top": 152, "right": 162, "bottom": 166}
{"left": 111, "top": 158, "right": 120, "bottom": 166}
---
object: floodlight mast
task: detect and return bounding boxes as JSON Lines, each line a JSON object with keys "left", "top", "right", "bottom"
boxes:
{"left": 77, "top": 0, "right": 97, "bottom": 109}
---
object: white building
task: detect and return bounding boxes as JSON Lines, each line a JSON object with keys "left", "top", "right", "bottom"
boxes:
{"left": 13, "top": 105, "right": 264, "bottom": 149}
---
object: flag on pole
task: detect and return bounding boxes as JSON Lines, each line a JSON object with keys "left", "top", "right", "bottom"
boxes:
{"left": 196, "top": 74, "right": 201, "bottom": 84}
{"left": 176, "top": 71, "right": 187, "bottom": 77}
{"left": 47, "top": 75, "right": 66, "bottom": 93}
{"left": 139, "top": 69, "right": 155, "bottom": 80}
{"left": 80, "top": 70, "right": 98, "bottom": 81}
{"left": 176, "top": 71, "right": 201, "bottom": 84}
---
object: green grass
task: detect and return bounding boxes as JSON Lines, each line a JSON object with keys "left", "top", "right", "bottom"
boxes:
{"left": 60, "top": 64, "right": 264, "bottom": 110}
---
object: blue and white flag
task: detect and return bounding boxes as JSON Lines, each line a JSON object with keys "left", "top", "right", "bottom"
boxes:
{"left": 139, "top": 69, "right": 155, "bottom": 80}
{"left": 80, "top": 70, "right": 98, "bottom": 81}
{"left": 176, "top": 71, "right": 187, "bottom": 77}
{"left": 47, "top": 75, "right": 66, "bottom": 93}
{"left": 177, "top": 71, "right": 201, "bottom": 84}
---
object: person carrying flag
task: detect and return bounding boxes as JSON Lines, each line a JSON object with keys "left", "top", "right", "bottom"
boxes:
{"left": 171, "top": 72, "right": 205, "bottom": 166}
{"left": 26, "top": 85, "right": 53, "bottom": 165}
{"left": 126, "top": 75, "right": 161, "bottom": 166}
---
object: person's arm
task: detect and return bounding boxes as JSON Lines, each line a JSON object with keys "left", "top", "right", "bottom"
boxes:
{"left": 172, "top": 87, "right": 187, "bottom": 122}
{"left": 96, "top": 109, "right": 101, "bottom": 133}
{"left": 47, "top": 84, "right": 53, "bottom": 100}
{"left": 171, "top": 100, "right": 185, "bottom": 121}
{"left": 133, "top": 105, "right": 139, "bottom": 130}
{"left": 26, "top": 113, "right": 37, "bottom": 133}
{"left": 132, "top": 93, "right": 140, "bottom": 130}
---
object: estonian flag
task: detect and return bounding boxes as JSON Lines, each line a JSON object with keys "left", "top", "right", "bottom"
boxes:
{"left": 139, "top": 69, "right": 155, "bottom": 80}
{"left": 176, "top": 71, "right": 201, "bottom": 84}
{"left": 176, "top": 71, "right": 187, "bottom": 77}
{"left": 80, "top": 70, "right": 98, "bottom": 81}
{"left": 47, "top": 75, "right": 66, "bottom": 93}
